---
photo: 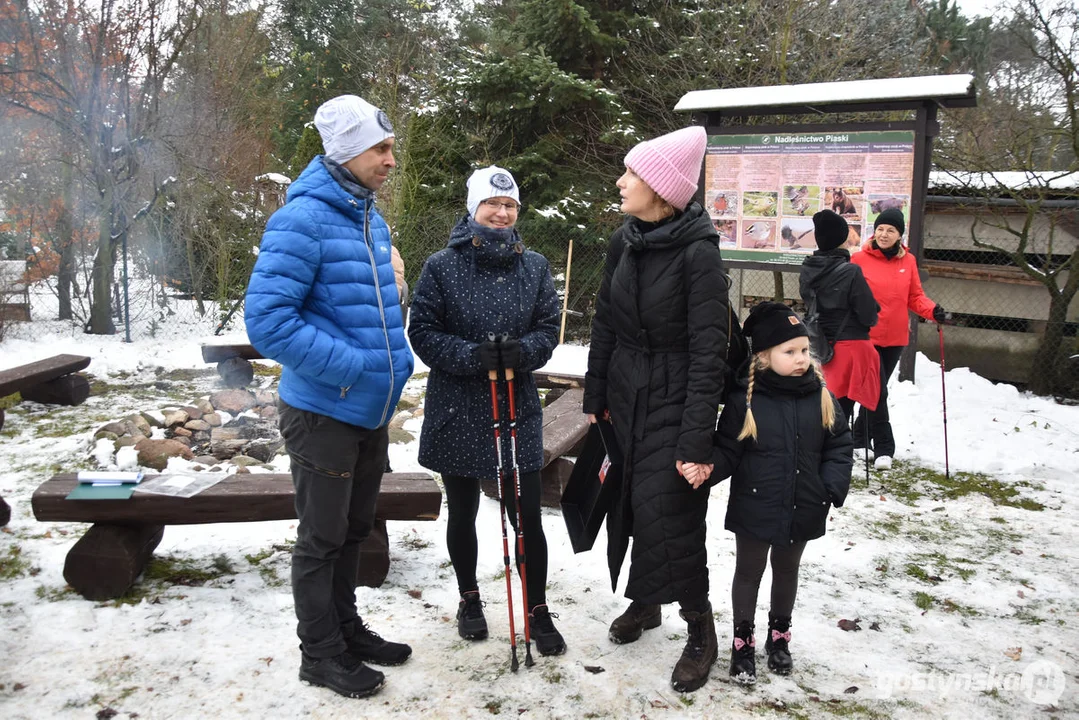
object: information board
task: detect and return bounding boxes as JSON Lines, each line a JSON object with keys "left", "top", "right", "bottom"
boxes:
{"left": 704, "top": 130, "right": 916, "bottom": 264}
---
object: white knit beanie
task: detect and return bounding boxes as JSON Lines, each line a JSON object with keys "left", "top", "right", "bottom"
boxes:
{"left": 466, "top": 166, "right": 520, "bottom": 218}
{"left": 314, "top": 95, "right": 394, "bottom": 165}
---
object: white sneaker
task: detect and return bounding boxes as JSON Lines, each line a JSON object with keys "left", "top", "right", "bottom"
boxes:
{"left": 873, "top": 456, "right": 893, "bottom": 470}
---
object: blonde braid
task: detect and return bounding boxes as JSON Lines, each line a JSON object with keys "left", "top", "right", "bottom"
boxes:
{"left": 814, "top": 362, "right": 836, "bottom": 430}
{"left": 737, "top": 356, "right": 761, "bottom": 441}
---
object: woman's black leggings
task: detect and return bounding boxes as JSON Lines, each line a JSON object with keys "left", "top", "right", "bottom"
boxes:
{"left": 731, "top": 534, "right": 807, "bottom": 625}
{"left": 443, "top": 472, "right": 548, "bottom": 610}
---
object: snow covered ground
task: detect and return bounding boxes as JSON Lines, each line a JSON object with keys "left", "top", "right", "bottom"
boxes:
{"left": 0, "top": 295, "right": 1075, "bottom": 719}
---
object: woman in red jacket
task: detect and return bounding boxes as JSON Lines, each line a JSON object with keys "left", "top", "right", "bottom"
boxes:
{"left": 851, "top": 209, "right": 946, "bottom": 470}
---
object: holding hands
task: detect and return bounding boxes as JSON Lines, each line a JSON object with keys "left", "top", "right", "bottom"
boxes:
{"left": 678, "top": 461, "right": 713, "bottom": 489}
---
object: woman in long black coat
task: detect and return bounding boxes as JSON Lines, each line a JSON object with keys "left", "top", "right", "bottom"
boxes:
{"left": 583, "top": 127, "right": 731, "bottom": 693}
{"left": 408, "top": 166, "right": 564, "bottom": 656}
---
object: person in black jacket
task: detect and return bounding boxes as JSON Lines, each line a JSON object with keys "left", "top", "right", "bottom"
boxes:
{"left": 683, "top": 302, "right": 854, "bottom": 685}
{"left": 583, "top": 126, "right": 731, "bottom": 693}
{"left": 799, "top": 210, "right": 880, "bottom": 431}
{"left": 408, "top": 166, "right": 565, "bottom": 656}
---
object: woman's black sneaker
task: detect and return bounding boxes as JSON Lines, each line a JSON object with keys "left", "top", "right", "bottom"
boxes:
{"left": 529, "top": 605, "right": 567, "bottom": 656}
{"left": 299, "top": 651, "right": 384, "bottom": 698}
{"left": 457, "top": 591, "right": 488, "bottom": 640}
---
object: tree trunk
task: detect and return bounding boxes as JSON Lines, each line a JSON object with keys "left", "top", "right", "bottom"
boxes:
{"left": 57, "top": 154, "right": 75, "bottom": 320}
{"left": 1029, "top": 289, "right": 1076, "bottom": 396}
{"left": 88, "top": 189, "right": 117, "bottom": 335}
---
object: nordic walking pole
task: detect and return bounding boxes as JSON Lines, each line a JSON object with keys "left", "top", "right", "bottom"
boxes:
{"left": 864, "top": 418, "right": 870, "bottom": 488}
{"left": 938, "top": 323, "right": 950, "bottom": 480}
{"left": 503, "top": 363, "right": 535, "bottom": 668}
{"left": 488, "top": 365, "right": 519, "bottom": 672}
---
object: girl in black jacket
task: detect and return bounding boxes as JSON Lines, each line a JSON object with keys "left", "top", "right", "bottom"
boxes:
{"left": 684, "top": 302, "right": 853, "bottom": 685}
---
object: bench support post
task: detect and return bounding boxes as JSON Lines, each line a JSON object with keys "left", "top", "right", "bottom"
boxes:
{"left": 356, "top": 518, "right": 389, "bottom": 588}
{"left": 21, "top": 374, "right": 91, "bottom": 406}
{"left": 64, "top": 524, "right": 164, "bottom": 600}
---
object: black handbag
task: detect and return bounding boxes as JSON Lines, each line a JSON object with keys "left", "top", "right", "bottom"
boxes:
{"left": 560, "top": 419, "right": 623, "bottom": 553}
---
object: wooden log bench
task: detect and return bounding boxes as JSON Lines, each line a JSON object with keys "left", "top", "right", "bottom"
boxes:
{"left": 201, "top": 343, "right": 264, "bottom": 388}
{"left": 32, "top": 471, "right": 441, "bottom": 601}
{"left": 0, "top": 354, "right": 92, "bottom": 432}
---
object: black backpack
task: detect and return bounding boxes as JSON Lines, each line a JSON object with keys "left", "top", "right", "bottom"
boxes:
{"left": 682, "top": 241, "right": 748, "bottom": 403}
{"left": 802, "top": 289, "right": 850, "bottom": 365}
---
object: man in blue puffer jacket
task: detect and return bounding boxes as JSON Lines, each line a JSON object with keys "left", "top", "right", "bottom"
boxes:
{"left": 245, "top": 95, "right": 414, "bottom": 700}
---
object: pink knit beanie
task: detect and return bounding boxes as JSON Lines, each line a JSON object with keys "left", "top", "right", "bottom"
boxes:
{"left": 624, "top": 126, "right": 707, "bottom": 210}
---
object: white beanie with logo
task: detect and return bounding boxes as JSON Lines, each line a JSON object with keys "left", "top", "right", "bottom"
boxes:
{"left": 466, "top": 166, "right": 520, "bottom": 218}
{"left": 314, "top": 95, "right": 394, "bottom": 165}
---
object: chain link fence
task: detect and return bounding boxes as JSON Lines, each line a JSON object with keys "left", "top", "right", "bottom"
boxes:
{"left": 395, "top": 205, "right": 1078, "bottom": 400}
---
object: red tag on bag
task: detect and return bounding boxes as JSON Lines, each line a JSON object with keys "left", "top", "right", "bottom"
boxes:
{"left": 599, "top": 456, "right": 611, "bottom": 484}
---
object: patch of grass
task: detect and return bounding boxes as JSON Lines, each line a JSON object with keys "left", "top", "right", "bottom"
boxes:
{"left": 245, "top": 548, "right": 274, "bottom": 565}
{"left": 940, "top": 599, "right": 980, "bottom": 617}
{"left": 868, "top": 512, "right": 903, "bottom": 539}
{"left": 542, "top": 666, "right": 563, "bottom": 684}
{"left": 141, "top": 554, "right": 237, "bottom": 587}
{"left": 913, "top": 591, "right": 935, "bottom": 611}
{"left": 0, "top": 544, "right": 32, "bottom": 579}
{"left": 814, "top": 700, "right": 892, "bottom": 718}
{"left": 905, "top": 552, "right": 977, "bottom": 583}
{"left": 158, "top": 368, "right": 216, "bottom": 382}
{"left": 0, "top": 392, "right": 22, "bottom": 409}
{"left": 904, "top": 564, "right": 932, "bottom": 583}
{"left": 678, "top": 694, "right": 695, "bottom": 707}
{"left": 400, "top": 533, "right": 431, "bottom": 550}
{"left": 989, "top": 516, "right": 1007, "bottom": 524}
{"left": 1013, "top": 605, "right": 1046, "bottom": 625}
{"left": 880, "top": 461, "right": 1045, "bottom": 510}
{"left": 35, "top": 585, "right": 76, "bottom": 602}
{"left": 252, "top": 363, "right": 281, "bottom": 378}
{"left": 484, "top": 698, "right": 502, "bottom": 714}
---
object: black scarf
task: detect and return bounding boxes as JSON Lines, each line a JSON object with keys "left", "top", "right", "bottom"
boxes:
{"left": 754, "top": 368, "right": 822, "bottom": 398}
{"left": 872, "top": 240, "right": 901, "bottom": 258}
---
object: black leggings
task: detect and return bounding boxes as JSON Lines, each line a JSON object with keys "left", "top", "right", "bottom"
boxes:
{"left": 731, "top": 535, "right": 807, "bottom": 625}
{"left": 444, "top": 472, "right": 548, "bottom": 610}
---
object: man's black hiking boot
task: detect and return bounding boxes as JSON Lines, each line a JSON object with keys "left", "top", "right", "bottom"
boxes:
{"left": 343, "top": 618, "right": 412, "bottom": 666}
{"left": 299, "top": 651, "right": 384, "bottom": 698}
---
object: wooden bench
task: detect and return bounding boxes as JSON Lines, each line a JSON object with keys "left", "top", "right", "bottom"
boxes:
{"left": 201, "top": 343, "right": 263, "bottom": 387}
{"left": 479, "top": 385, "right": 590, "bottom": 507}
{"left": 0, "top": 354, "right": 92, "bottom": 432}
{"left": 32, "top": 471, "right": 441, "bottom": 601}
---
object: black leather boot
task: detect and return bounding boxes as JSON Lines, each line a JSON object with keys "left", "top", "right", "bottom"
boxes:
{"left": 670, "top": 605, "right": 718, "bottom": 693}
{"left": 729, "top": 620, "right": 756, "bottom": 685}
{"left": 608, "top": 601, "right": 662, "bottom": 644}
{"left": 765, "top": 614, "right": 793, "bottom": 675}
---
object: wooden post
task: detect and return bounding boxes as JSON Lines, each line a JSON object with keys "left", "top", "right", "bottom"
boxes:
{"left": 558, "top": 237, "right": 574, "bottom": 345}
{"left": 63, "top": 524, "right": 165, "bottom": 600}
{"left": 356, "top": 518, "right": 390, "bottom": 588}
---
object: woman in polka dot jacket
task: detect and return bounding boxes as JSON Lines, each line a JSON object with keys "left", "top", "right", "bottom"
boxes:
{"left": 408, "top": 166, "right": 565, "bottom": 656}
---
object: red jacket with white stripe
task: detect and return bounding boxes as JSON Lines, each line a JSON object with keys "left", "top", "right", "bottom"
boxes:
{"left": 851, "top": 243, "right": 937, "bottom": 347}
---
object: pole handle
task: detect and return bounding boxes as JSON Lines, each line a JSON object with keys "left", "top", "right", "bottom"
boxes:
{"left": 505, "top": 367, "right": 515, "bottom": 381}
